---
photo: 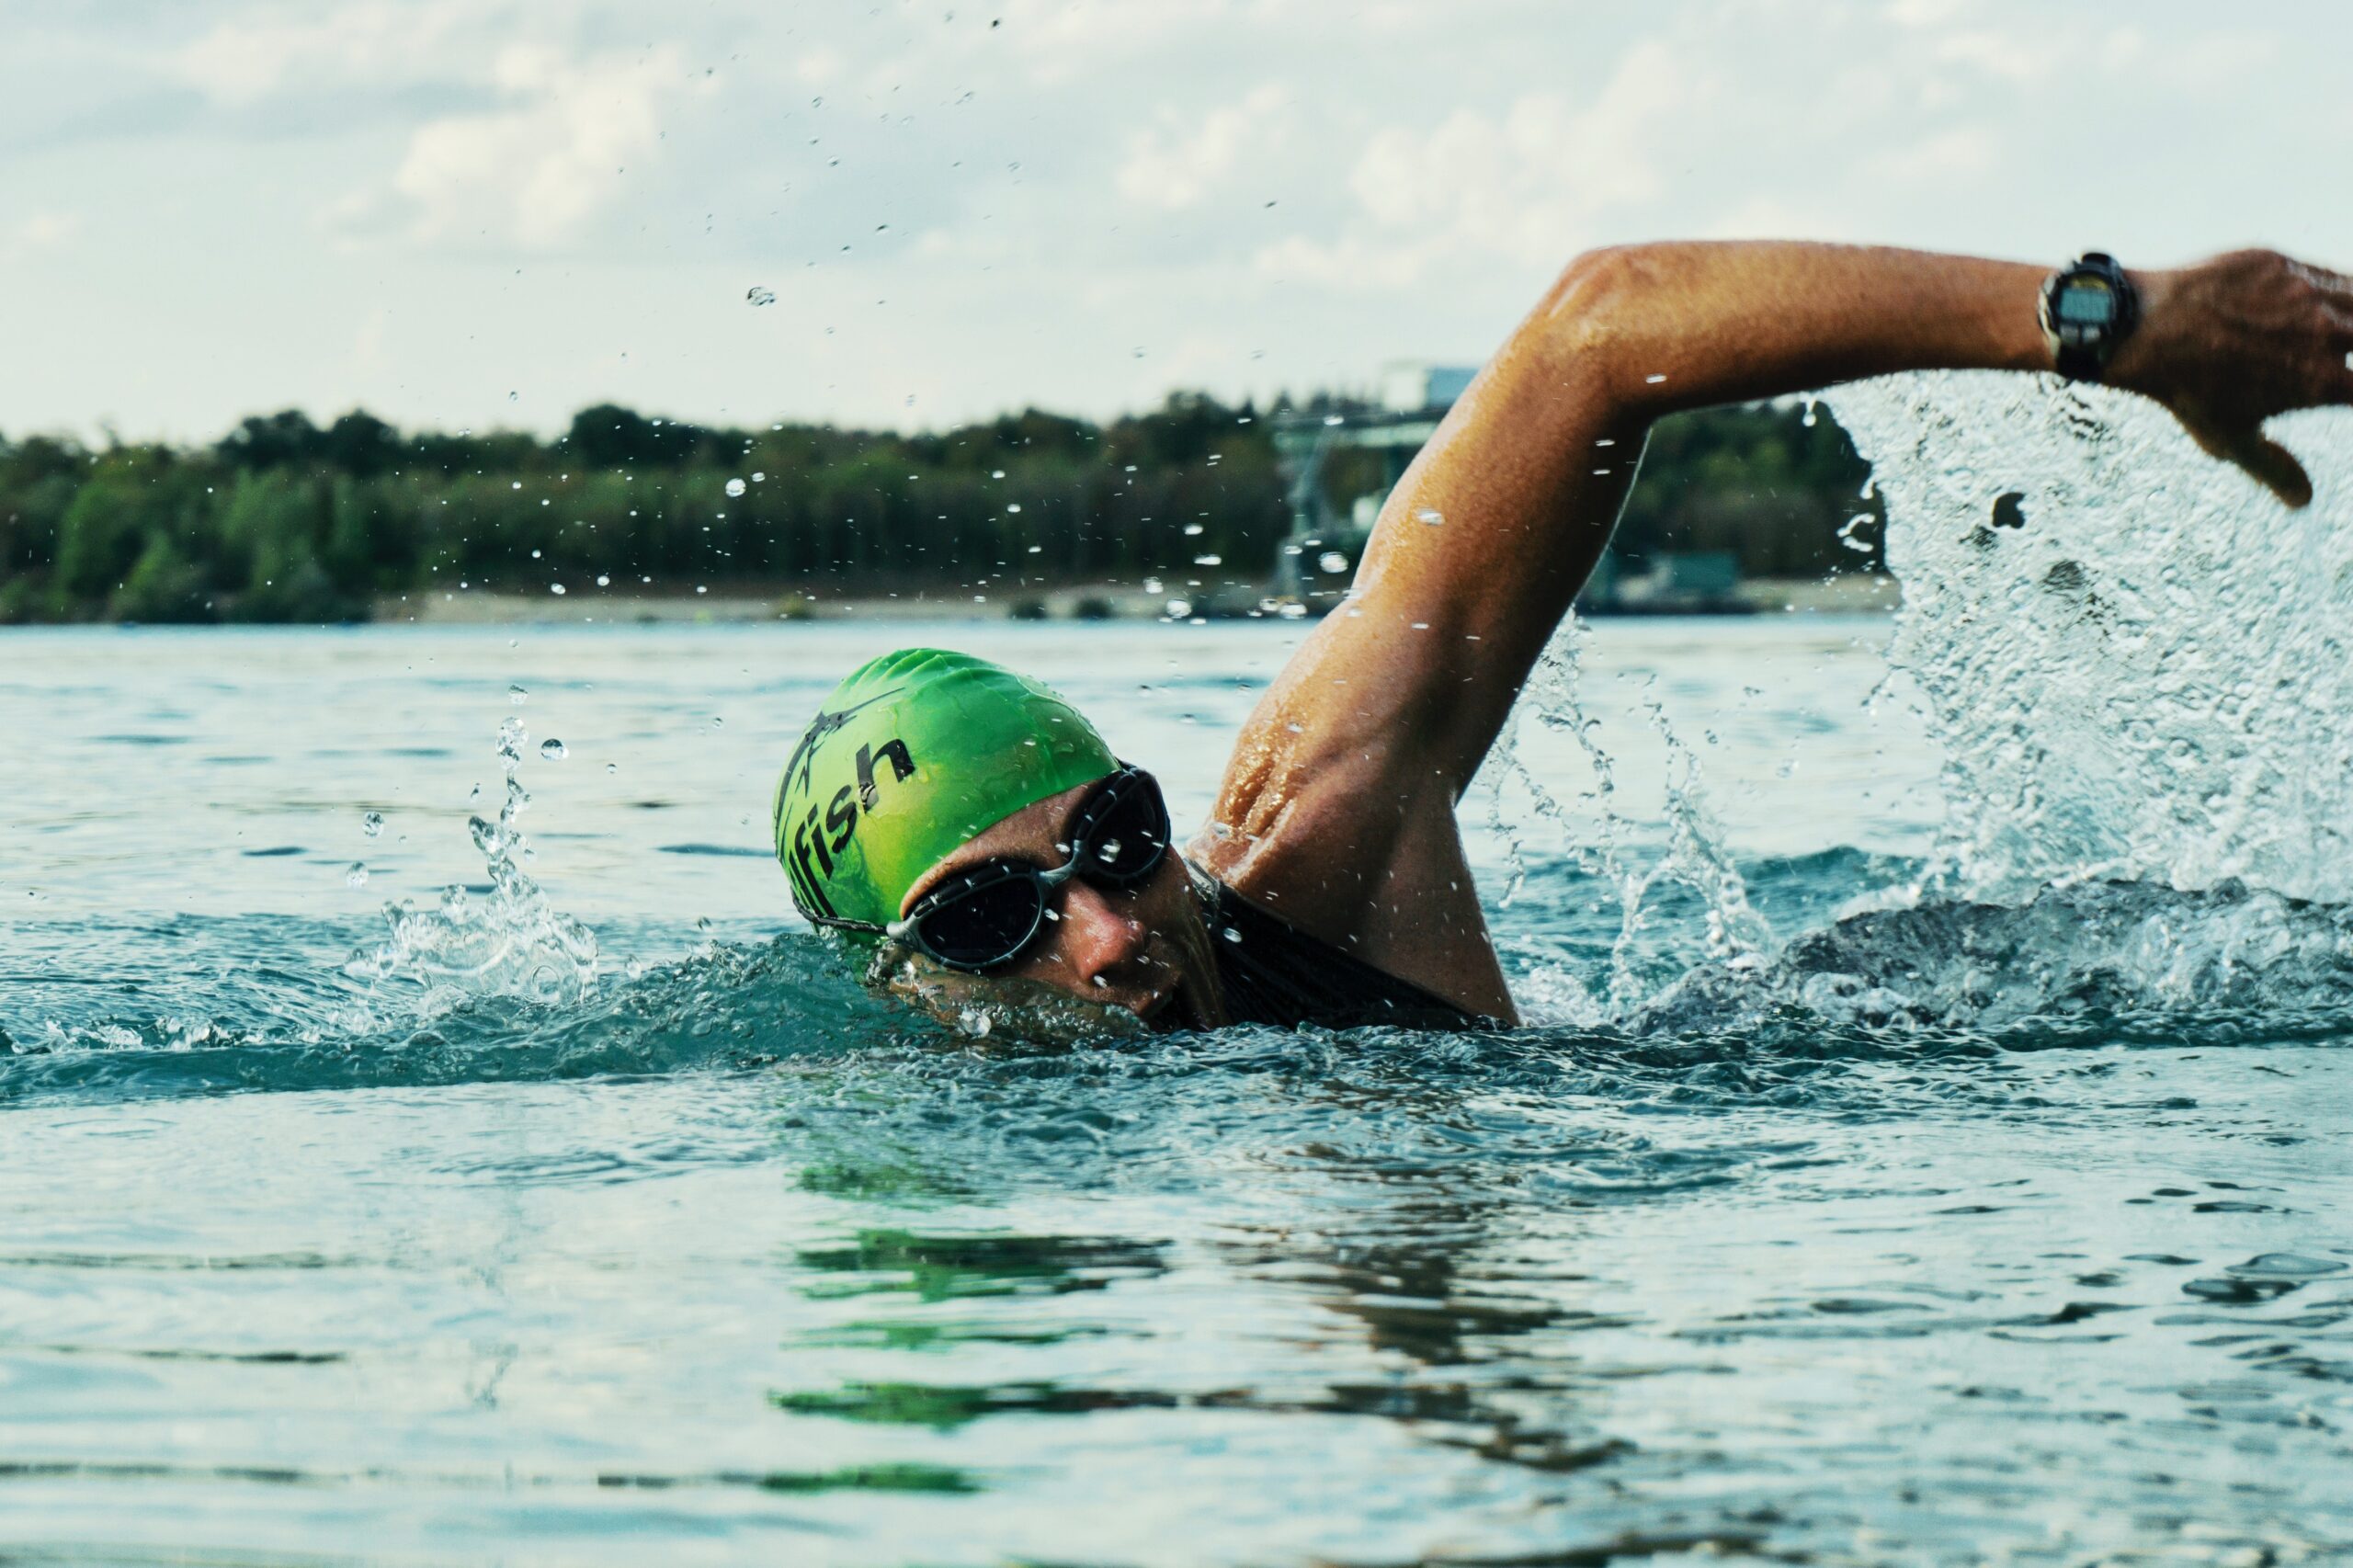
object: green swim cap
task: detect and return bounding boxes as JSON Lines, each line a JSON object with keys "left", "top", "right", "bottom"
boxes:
{"left": 773, "top": 648, "right": 1118, "bottom": 928}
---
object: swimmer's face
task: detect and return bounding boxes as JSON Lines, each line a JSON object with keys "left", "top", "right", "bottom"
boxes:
{"left": 883, "top": 776, "right": 1227, "bottom": 1034}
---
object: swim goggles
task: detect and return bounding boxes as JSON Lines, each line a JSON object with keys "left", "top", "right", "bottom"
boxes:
{"left": 813, "top": 765, "right": 1172, "bottom": 972}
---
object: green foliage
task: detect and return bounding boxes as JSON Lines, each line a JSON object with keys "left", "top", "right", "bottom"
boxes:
{"left": 1610, "top": 401, "right": 1883, "bottom": 574}
{"left": 0, "top": 393, "right": 1878, "bottom": 623}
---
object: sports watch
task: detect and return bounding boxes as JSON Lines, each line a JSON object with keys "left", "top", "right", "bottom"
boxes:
{"left": 2039, "top": 252, "right": 2140, "bottom": 382}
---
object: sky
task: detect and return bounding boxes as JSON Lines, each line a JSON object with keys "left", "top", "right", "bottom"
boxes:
{"left": 3, "top": 0, "right": 2348, "bottom": 445}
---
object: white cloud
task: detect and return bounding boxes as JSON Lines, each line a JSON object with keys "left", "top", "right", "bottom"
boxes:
{"left": 17, "top": 212, "right": 82, "bottom": 249}
{"left": 1866, "top": 125, "right": 1999, "bottom": 187}
{"left": 334, "top": 44, "right": 688, "bottom": 250}
{"left": 1263, "top": 37, "right": 1690, "bottom": 290}
{"left": 0, "top": 210, "right": 83, "bottom": 265}
{"left": 1117, "top": 83, "right": 1290, "bottom": 211}
{"left": 1699, "top": 194, "right": 1862, "bottom": 243}
{"left": 3, "top": 0, "right": 2347, "bottom": 443}
{"left": 1887, "top": 0, "right": 1978, "bottom": 27}
{"left": 1929, "top": 28, "right": 2054, "bottom": 85}
{"left": 175, "top": 0, "right": 479, "bottom": 104}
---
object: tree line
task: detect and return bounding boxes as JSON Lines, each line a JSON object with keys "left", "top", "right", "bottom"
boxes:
{"left": 0, "top": 392, "right": 1881, "bottom": 624}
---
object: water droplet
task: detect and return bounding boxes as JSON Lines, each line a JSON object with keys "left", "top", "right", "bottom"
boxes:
{"left": 1317, "top": 551, "right": 1349, "bottom": 574}
{"left": 508, "top": 685, "right": 528, "bottom": 705}
{"left": 1194, "top": 553, "right": 1222, "bottom": 566}
{"left": 711, "top": 716, "right": 724, "bottom": 728}
{"left": 1183, "top": 523, "right": 1204, "bottom": 536}
{"left": 1222, "top": 926, "right": 1242, "bottom": 942}
{"left": 724, "top": 477, "right": 747, "bottom": 498}
{"left": 1165, "top": 598, "right": 1192, "bottom": 619}
{"left": 507, "top": 390, "right": 518, "bottom": 403}
{"left": 346, "top": 862, "right": 369, "bottom": 888}
{"left": 595, "top": 574, "right": 610, "bottom": 586}
{"left": 1006, "top": 502, "right": 1021, "bottom": 514}
{"left": 1415, "top": 507, "right": 1444, "bottom": 526}
{"left": 957, "top": 1006, "right": 993, "bottom": 1037}
{"left": 1322, "top": 415, "right": 1343, "bottom": 426}
{"left": 746, "top": 286, "right": 776, "bottom": 306}
{"left": 540, "top": 738, "right": 568, "bottom": 761}
{"left": 361, "top": 812, "right": 384, "bottom": 838}
{"left": 1142, "top": 576, "right": 1163, "bottom": 594}
{"left": 606, "top": 762, "right": 618, "bottom": 775}
{"left": 550, "top": 583, "right": 566, "bottom": 596}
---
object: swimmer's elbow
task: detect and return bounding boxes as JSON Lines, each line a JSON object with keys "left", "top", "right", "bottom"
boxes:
{"left": 1529, "top": 244, "right": 1665, "bottom": 402}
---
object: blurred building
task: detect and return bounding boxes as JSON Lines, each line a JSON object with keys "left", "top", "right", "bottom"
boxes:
{"left": 1270, "top": 361, "right": 1750, "bottom": 615}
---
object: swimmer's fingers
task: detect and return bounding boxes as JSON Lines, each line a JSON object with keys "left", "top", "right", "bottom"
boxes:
{"left": 2130, "top": 252, "right": 2339, "bottom": 506}
{"left": 2181, "top": 414, "right": 2314, "bottom": 510}
{"left": 2227, "top": 433, "right": 2315, "bottom": 510}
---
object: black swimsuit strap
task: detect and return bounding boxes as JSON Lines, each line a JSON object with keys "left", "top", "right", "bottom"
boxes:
{"left": 1195, "top": 864, "right": 1487, "bottom": 1032}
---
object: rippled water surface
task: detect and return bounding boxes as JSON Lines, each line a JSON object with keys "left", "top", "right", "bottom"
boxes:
{"left": 6, "top": 381, "right": 2353, "bottom": 1565}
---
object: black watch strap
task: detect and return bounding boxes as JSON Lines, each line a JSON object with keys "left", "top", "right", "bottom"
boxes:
{"left": 2053, "top": 337, "right": 2107, "bottom": 382}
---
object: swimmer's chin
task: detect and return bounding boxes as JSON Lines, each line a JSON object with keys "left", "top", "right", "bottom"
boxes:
{"left": 869, "top": 947, "right": 1161, "bottom": 1045}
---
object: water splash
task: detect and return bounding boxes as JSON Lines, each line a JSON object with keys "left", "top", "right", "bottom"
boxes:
{"left": 1829, "top": 374, "right": 2353, "bottom": 903}
{"left": 343, "top": 711, "right": 597, "bottom": 1011}
{"left": 1485, "top": 376, "right": 2352, "bottom": 1033}
{"left": 1637, "top": 874, "right": 2353, "bottom": 1039}
{"left": 1482, "top": 618, "right": 1768, "bottom": 1023}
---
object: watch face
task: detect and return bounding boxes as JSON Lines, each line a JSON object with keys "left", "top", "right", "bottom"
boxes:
{"left": 2056, "top": 281, "right": 2115, "bottom": 326}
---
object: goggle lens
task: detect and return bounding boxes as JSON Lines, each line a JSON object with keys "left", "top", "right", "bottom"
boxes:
{"left": 1064, "top": 770, "right": 1170, "bottom": 886}
{"left": 913, "top": 866, "right": 1045, "bottom": 969}
{"left": 904, "top": 767, "right": 1170, "bottom": 971}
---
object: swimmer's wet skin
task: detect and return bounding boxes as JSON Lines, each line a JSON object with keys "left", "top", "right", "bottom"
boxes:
{"left": 775, "top": 241, "right": 2353, "bottom": 1031}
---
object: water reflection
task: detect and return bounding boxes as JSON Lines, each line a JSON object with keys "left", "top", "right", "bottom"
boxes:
{"left": 770, "top": 1119, "right": 1644, "bottom": 1491}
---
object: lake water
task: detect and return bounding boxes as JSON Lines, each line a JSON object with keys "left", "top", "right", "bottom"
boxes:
{"left": 4, "top": 611, "right": 2347, "bottom": 1567}
{"left": 6, "top": 376, "right": 2352, "bottom": 1564}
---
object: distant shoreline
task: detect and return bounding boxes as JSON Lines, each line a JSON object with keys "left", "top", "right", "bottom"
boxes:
{"left": 361, "top": 574, "right": 1900, "bottom": 626}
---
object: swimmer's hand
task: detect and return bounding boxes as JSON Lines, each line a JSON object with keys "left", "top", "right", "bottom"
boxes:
{"left": 2112, "top": 250, "right": 2353, "bottom": 509}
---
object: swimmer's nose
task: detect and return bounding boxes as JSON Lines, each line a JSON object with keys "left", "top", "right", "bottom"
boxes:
{"left": 1054, "top": 878, "right": 1151, "bottom": 984}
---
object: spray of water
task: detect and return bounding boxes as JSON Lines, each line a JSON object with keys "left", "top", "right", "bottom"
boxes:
{"left": 1483, "top": 617, "right": 1771, "bottom": 1023}
{"left": 1831, "top": 373, "right": 2353, "bottom": 903}
{"left": 344, "top": 712, "right": 598, "bottom": 1013}
{"left": 1495, "top": 374, "right": 2353, "bottom": 1033}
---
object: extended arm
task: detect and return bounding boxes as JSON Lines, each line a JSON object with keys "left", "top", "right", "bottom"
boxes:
{"left": 1197, "top": 241, "right": 2353, "bottom": 1017}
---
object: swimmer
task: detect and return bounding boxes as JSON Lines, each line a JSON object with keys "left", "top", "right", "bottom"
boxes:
{"left": 775, "top": 243, "right": 2353, "bottom": 1031}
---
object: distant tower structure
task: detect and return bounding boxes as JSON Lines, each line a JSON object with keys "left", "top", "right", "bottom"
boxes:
{"left": 1271, "top": 361, "right": 1479, "bottom": 602}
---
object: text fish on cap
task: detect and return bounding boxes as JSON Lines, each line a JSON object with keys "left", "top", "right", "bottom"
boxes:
{"left": 772, "top": 648, "right": 1120, "bottom": 929}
